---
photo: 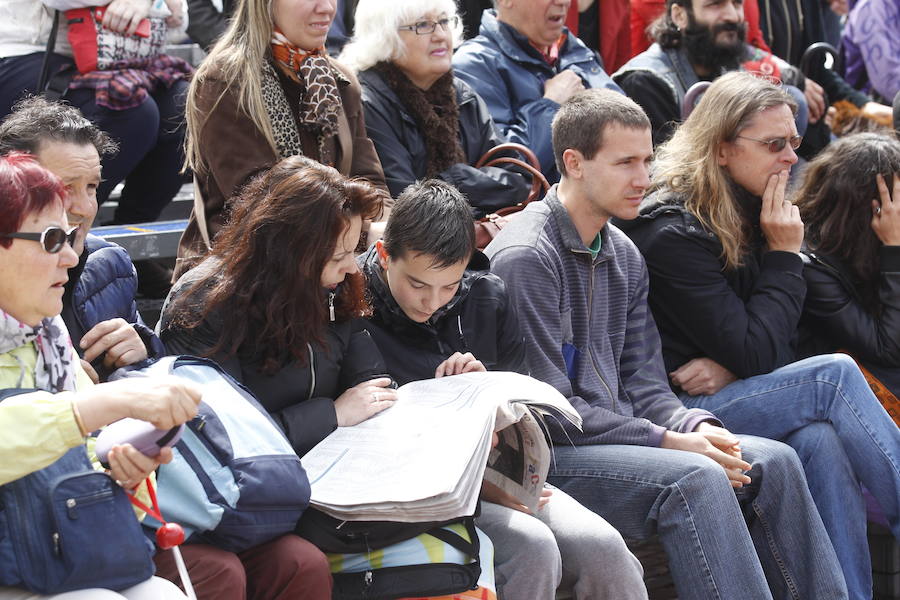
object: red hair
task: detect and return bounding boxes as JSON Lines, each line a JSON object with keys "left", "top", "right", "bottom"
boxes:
{"left": 0, "top": 152, "right": 66, "bottom": 248}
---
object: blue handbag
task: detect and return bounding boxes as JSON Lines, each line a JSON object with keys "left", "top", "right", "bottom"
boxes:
{"left": 0, "top": 390, "right": 154, "bottom": 594}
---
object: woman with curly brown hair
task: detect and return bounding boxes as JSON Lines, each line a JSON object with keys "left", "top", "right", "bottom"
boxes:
{"left": 795, "top": 132, "right": 900, "bottom": 396}
{"left": 156, "top": 156, "right": 394, "bottom": 600}
{"left": 161, "top": 155, "right": 395, "bottom": 454}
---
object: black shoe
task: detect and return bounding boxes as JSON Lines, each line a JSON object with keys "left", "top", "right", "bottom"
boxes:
{"left": 135, "top": 259, "right": 174, "bottom": 299}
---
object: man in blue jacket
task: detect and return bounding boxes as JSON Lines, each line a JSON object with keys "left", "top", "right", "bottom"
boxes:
{"left": 0, "top": 97, "right": 165, "bottom": 382}
{"left": 452, "top": 0, "right": 622, "bottom": 183}
{"left": 484, "top": 88, "right": 848, "bottom": 600}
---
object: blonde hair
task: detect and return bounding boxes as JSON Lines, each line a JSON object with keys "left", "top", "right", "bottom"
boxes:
{"left": 338, "top": 0, "right": 461, "bottom": 73}
{"left": 184, "top": 0, "right": 279, "bottom": 174}
{"left": 651, "top": 72, "right": 796, "bottom": 269}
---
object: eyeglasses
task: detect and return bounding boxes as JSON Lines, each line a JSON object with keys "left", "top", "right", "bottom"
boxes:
{"left": 398, "top": 16, "right": 459, "bottom": 35}
{"left": 1, "top": 226, "right": 78, "bottom": 254}
{"left": 735, "top": 134, "right": 803, "bottom": 153}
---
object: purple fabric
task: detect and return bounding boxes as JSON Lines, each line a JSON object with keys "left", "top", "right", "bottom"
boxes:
{"left": 842, "top": 0, "right": 900, "bottom": 101}
{"left": 68, "top": 54, "right": 193, "bottom": 111}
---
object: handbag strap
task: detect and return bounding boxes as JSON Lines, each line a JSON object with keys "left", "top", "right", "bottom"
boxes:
{"left": 192, "top": 179, "right": 213, "bottom": 251}
{"left": 38, "top": 10, "right": 76, "bottom": 101}
{"left": 474, "top": 142, "right": 550, "bottom": 207}
{"left": 424, "top": 516, "right": 480, "bottom": 566}
{"left": 37, "top": 9, "right": 59, "bottom": 92}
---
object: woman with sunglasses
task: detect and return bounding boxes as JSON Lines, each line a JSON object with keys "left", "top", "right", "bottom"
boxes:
{"left": 622, "top": 72, "right": 900, "bottom": 599}
{"left": 0, "top": 152, "right": 202, "bottom": 599}
{"left": 795, "top": 133, "right": 900, "bottom": 398}
{"left": 339, "top": 0, "right": 530, "bottom": 218}
{"left": 177, "top": 0, "right": 388, "bottom": 274}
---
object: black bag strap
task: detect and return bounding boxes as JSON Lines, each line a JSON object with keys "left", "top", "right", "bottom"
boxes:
{"left": 37, "top": 10, "right": 75, "bottom": 101}
{"left": 424, "top": 516, "right": 480, "bottom": 566}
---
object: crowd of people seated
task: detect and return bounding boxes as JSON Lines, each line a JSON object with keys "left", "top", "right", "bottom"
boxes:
{"left": 2, "top": 0, "right": 900, "bottom": 598}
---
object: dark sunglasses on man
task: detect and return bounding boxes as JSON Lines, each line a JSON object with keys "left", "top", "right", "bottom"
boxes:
{"left": 735, "top": 134, "right": 803, "bottom": 153}
{"left": 1, "top": 226, "right": 78, "bottom": 254}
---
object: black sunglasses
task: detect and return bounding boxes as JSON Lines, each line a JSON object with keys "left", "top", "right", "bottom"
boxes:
{"left": 735, "top": 134, "right": 803, "bottom": 153}
{"left": 1, "top": 226, "right": 78, "bottom": 254}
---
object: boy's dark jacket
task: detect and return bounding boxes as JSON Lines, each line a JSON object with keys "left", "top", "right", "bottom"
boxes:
{"left": 358, "top": 246, "right": 526, "bottom": 386}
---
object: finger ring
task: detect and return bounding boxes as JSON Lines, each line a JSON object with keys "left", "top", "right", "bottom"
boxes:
{"left": 372, "top": 392, "right": 379, "bottom": 402}
{"left": 876, "top": 206, "right": 882, "bottom": 215}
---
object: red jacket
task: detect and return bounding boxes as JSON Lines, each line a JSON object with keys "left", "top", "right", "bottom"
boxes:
{"left": 566, "top": 0, "right": 632, "bottom": 72}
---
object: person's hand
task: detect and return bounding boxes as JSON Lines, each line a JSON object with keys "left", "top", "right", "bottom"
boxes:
{"left": 435, "top": 352, "right": 486, "bottom": 378}
{"left": 80, "top": 359, "right": 100, "bottom": 385}
{"left": 163, "top": 0, "right": 184, "bottom": 28}
{"left": 760, "top": 171, "right": 803, "bottom": 254}
{"left": 76, "top": 376, "right": 202, "bottom": 432}
{"left": 107, "top": 443, "right": 172, "bottom": 490}
{"left": 481, "top": 481, "right": 551, "bottom": 514}
{"left": 872, "top": 173, "right": 900, "bottom": 246}
{"left": 670, "top": 358, "right": 737, "bottom": 396}
{"left": 81, "top": 319, "right": 149, "bottom": 370}
{"left": 334, "top": 377, "right": 398, "bottom": 427}
{"left": 101, "top": 0, "right": 151, "bottom": 35}
{"left": 662, "top": 427, "right": 751, "bottom": 488}
{"left": 803, "top": 78, "right": 826, "bottom": 124}
{"left": 543, "top": 71, "right": 585, "bottom": 105}
{"left": 861, "top": 102, "right": 893, "bottom": 122}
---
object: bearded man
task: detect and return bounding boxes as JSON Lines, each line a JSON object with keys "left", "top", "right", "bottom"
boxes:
{"left": 613, "top": 0, "right": 811, "bottom": 146}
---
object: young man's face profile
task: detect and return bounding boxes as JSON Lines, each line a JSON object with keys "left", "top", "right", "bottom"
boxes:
{"left": 577, "top": 124, "right": 653, "bottom": 222}
{"left": 378, "top": 247, "right": 468, "bottom": 323}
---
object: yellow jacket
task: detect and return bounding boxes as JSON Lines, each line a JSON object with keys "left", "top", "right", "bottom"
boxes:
{"left": 1, "top": 342, "right": 154, "bottom": 517}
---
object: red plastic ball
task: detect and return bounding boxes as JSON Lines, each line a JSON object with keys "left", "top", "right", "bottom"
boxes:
{"left": 156, "top": 522, "right": 185, "bottom": 549}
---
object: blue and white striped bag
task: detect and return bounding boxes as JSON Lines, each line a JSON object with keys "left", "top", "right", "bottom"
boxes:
{"left": 126, "top": 356, "right": 310, "bottom": 552}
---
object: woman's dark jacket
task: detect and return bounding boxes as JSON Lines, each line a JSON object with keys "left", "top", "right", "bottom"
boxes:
{"left": 620, "top": 188, "right": 806, "bottom": 379}
{"left": 358, "top": 246, "right": 526, "bottom": 386}
{"left": 158, "top": 257, "right": 385, "bottom": 457}
{"left": 357, "top": 69, "right": 529, "bottom": 219}
{"left": 798, "top": 246, "right": 900, "bottom": 391}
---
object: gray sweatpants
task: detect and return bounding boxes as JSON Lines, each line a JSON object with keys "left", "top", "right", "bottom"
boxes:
{"left": 476, "top": 485, "right": 648, "bottom": 600}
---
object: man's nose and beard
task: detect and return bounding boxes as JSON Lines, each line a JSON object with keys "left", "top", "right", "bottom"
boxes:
{"left": 682, "top": 17, "right": 747, "bottom": 73}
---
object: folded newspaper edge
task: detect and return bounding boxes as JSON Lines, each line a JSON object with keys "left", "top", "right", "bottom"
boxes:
{"left": 300, "top": 371, "right": 582, "bottom": 522}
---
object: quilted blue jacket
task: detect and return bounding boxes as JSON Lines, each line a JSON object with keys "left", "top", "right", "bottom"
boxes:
{"left": 452, "top": 9, "right": 622, "bottom": 183}
{"left": 62, "top": 234, "right": 165, "bottom": 380}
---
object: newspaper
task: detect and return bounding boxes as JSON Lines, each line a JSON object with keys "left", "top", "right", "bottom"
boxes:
{"left": 300, "top": 371, "right": 581, "bottom": 522}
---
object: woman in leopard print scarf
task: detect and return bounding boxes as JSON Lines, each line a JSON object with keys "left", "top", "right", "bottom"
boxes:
{"left": 179, "top": 0, "right": 388, "bottom": 267}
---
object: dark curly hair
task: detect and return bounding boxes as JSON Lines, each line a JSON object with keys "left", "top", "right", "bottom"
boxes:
{"left": 795, "top": 132, "right": 900, "bottom": 311}
{"left": 172, "top": 156, "right": 387, "bottom": 374}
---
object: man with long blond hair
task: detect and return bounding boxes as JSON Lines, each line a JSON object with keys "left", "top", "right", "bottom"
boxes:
{"left": 622, "top": 71, "right": 900, "bottom": 599}
{"left": 486, "top": 87, "right": 846, "bottom": 600}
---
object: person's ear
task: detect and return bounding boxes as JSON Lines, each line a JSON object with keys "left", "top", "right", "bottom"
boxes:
{"left": 716, "top": 142, "right": 731, "bottom": 167}
{"left": 562, "top": 148, "right": 583, "bottom": 178}
{"left": 671, "top": 3, "right": 689, "bottom": 31}
{"left": 375, "top": 240, "right": 389, "bottom": 270}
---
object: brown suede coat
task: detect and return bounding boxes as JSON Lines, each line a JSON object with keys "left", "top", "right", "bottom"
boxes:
{"left": 177, "top": 57, "right": 387, "bottom": 263}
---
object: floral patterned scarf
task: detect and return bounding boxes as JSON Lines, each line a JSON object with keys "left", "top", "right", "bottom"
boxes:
{"left": 0, "top": 310, "right": 77, "bottom": 393}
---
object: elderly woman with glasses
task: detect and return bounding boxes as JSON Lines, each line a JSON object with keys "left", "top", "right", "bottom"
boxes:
{"left": 339, "top": 0, "right": 531, "bottom": 219}
{"left": 0, "top": 152, "right": 202, "bottom": 600}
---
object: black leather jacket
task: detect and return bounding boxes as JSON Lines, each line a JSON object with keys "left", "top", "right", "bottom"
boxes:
{"left": 799, "top": 247, "right": 900, "bottom": 373}
{"left": 358, "top": 69, "right": 530, "bottom": 218}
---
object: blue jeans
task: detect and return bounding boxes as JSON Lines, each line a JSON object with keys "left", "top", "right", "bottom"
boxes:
{"left": 681, "top": 354, "right": 900, "bottom": 600}
{"left": 548, "top": 436, "right": 847, "bottom": 600}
